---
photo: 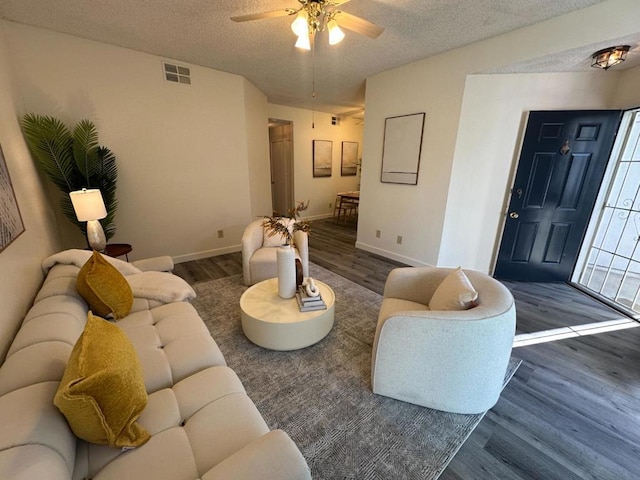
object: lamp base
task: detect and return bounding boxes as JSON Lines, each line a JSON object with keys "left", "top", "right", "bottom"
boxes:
{"left": 86, "top": 219, "right": 107, "bottom": 252}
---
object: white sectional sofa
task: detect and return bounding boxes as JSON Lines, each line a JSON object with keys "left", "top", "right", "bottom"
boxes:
{"left": 0, "top": 252, "right": 311, "bottom": 479}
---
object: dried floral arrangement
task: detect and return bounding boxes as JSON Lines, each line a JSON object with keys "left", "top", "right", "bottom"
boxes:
{"left": 262, "top": 200, "right": 310, "bottom": 246}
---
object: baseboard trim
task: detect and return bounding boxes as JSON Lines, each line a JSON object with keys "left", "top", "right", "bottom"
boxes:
{"left": 305, "top": 213, "right": 335, "bottom": 221}
{"left": 172, "top": 215, "right": 336, "bottom": 264}
{"left": 173, "top": 245, "right": 241, "bottom": 264}
{"left": 355, "top": 241, "right": 430, "bottom": 267}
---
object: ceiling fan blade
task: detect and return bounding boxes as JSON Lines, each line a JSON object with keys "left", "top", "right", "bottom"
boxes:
{"left": 334, "top": 11, "right": 384, "bottom": 39}
{"left": 231, "top": 10, "right": 292, "bottom": 23}
{"left": 328, "top": 0, "right": 351, "bottom": 5}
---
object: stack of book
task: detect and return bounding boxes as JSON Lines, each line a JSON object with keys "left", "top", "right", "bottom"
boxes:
{"left": 295, "top": 286, "right": 327, "bottom": 312}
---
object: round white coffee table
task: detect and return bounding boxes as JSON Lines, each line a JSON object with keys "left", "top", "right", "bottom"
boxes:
{"left": 240, "top": 278, "right": 335, "bottom": 351}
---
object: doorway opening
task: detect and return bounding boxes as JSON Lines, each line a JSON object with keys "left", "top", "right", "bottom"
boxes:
{"left": 268, "top": 119, "right": 294, "bottom": 215}
{"left": 573, "top": 109, "right": 640, "bottom": 318}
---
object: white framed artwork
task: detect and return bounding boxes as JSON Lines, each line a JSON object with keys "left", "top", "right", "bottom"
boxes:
{"left": 381, "top": 112, "right": 425, "bottom": 185}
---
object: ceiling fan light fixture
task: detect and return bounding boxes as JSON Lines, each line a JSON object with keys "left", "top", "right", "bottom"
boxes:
{"left": 295, "top": 33, "right": 311, "bottom": 51}
{"left": 591, "top": 45, "right": 630, "bottom": 70}
{"left": 291, "top": 11, "right": 309, "bottom": 37}
{"left": 327, "top": 20, "right": 345, "bottom": 45}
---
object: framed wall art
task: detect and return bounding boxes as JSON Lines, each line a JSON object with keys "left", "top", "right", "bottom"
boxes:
{"left": 313, "top": 139, "right": 333, "bottom": 177}
{"left": 381, "top": 112, "right": 425, "bottom": 185}
{"left": 0, "top": 144, "right": 25, "bottom": 252}
{"left": 341, "top": 141, "right": 358, "bottom": 176}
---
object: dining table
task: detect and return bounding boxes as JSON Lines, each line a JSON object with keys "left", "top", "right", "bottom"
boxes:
{"left": 334, "top": 191, "right": 359, "bottom": 222}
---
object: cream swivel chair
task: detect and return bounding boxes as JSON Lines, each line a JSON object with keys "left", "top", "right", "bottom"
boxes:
{"left": 371, "top": 266, "right": 516, "bottom": 414}
{"left": 241, "top": 218, "right": 309, "bottom": 286}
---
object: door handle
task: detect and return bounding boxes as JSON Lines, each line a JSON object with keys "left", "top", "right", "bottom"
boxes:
{"left": 509, "top": 212, "right": 519, "bottom": 219}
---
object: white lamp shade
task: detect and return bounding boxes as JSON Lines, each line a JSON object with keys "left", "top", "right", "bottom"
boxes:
{"left": 291, "top": 11, "right": 309, "bottom": 37}
{"left": 327, "top": 20, "right": 345, "bottom": 45}
{"left": 69, "top": 189, "right": 107, "bottom": 221}
{"left": 295, "top": 34, "right": 311, "bottom": 50}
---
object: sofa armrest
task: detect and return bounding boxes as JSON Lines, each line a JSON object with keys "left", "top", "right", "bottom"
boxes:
{"left": 242, "top": 219, "right": 266, "bottom": 285}
{"left": 132, "top": 256, "right": 174, "bottom": 272}
{"left": 202, "top": 429, "right": 311, "bottom": 480}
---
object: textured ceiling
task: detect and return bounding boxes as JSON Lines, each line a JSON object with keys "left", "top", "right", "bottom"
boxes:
{"left": 1, "top": 0, "right": 634, "bottom": 116}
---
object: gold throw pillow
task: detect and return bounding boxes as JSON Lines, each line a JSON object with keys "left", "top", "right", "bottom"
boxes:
{"left": 77, "top": 250, "right": 133, "bottom": 319}
{"left": 54, "top": 312, "right": 150, "bottom": 448}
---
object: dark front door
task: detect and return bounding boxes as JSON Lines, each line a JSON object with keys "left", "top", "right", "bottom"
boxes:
{"left": 495, "top": 110, "right": 621, "bottom": 282}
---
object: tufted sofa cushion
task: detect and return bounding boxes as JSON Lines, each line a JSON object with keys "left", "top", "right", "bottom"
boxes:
{"left": 76, "top": 366, "right": 292, "bottom": 479}
{"left": 0, "top": 381, "right": 76, "bottom": 479}
{"left": 0, "top": 262, "right": 311, "bottom": 480}
{"left": 0, "top": 265, "right": 87, "bottom": 397}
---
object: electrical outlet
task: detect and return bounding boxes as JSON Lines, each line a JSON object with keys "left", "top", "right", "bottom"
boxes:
{"left": 376, "top": 230, "right": 381, "bottom": 238}
{"left": 217, "top": 230, "right": 224, "bottom": 239}
{"left": 397, "top": 235, "right": 403, "bottom": 244}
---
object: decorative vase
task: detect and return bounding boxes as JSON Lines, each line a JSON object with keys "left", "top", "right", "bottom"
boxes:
{"left": 277, "top": 245, "right": 296, "bottom": 299}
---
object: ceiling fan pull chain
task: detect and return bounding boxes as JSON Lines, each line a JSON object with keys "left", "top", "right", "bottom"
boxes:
{"left": 312, "top": 37, "right": 316, "bottom": 129}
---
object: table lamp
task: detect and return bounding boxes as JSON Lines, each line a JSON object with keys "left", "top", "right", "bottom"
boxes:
{"left": 69, "top": 188, "right": 107, "bottom": 252}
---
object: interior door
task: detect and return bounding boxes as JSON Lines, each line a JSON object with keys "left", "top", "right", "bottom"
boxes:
{"left": 494, "top": 110, "right": 622, "bottom": 282}
{"left": 269, "top": 121, "right": 293, "bottom": 215}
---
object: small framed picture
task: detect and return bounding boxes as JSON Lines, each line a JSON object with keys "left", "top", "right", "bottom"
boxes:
{"left": 313, "top": 140, "right": 332, "bottom": 177}
{"left": 341, "top": 141, "right": 358, "bottom": 176}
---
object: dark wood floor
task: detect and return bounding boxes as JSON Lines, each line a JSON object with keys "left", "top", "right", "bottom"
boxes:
{"left": 174, "top": 217, "right": 640, "bottom": 480}
{"left": 444, "top": 326, "right": 640, "bottom": 480}
{"left": 503, "top": 280, "right": 623, "bottom": 334}
{"left": 307, "top": 217, "right": 405, "bottom": 295}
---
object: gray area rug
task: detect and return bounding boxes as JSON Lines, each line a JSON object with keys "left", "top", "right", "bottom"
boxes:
{"left": 191, "top": 263, "right": 521, "bottom": 479}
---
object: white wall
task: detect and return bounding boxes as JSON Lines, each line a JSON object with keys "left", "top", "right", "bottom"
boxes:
{"left": 3, "top": 21, "right": 266, "bottom": 262}
{"left": 267, "top": 104, "right": 363, "bottom": 219}
{"left": 358, "top": 0, "right": 640, "bottom": 270}
{"left": 439, "top": 72, "right": 618, "bottom": 272}
{"left": 359, "top": 58, "right": 465, "bottom": 266}
{"left": 613, "top": 65, "right": 640, "bottom": 110}
{"left": 243, "top": 79, "right": 273, "bottom": 219}
{"left": 0, "top": 23, "right": 61, "bottom": 361}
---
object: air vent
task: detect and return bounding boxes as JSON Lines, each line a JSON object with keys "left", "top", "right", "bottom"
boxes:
{"left": 163, "top": 62, "right": 191, "bottom": 85}
{"left": 331, "top": 116, "right": 340, "bottom": 126}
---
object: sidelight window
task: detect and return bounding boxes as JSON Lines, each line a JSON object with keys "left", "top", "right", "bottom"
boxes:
{"left": 575, "top": 110, "right": 640, "bottom": 316}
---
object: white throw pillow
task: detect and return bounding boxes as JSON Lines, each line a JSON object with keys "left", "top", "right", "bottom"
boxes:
{"left": 429, "top": 267, "right": 478, "bottom": 311}
{"left": 263, "top": 218, "right": 294, "bottom": 247}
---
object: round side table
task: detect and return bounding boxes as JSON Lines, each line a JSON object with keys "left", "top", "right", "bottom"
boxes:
{"left": 104, "top": 243, "right": 132, "bottom": 261}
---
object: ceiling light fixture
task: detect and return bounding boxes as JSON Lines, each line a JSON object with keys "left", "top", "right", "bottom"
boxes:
{"left": 327, "top": 18, "right": 345, "bottom": 45}
{"left": 295, "top": 33, "right": 312, "bottom": 51}
{"left": 231, "top": 1, "right": 384, "bottom": 50}
{"left": 591, "top": 45, "right": 630, "bottom": 70}
{"left": 291, "top": 1, "right": 346, "bottom": 50}
{"left": 291, "top": 11, "right": 309, "bottom": 37}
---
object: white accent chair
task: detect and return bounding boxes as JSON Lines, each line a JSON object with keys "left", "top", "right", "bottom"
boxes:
{"left": 371, "top": 266, "right": 516, "bottom": 414}
{"left": 241, "top": 219, "right": 309, "bottom": 286}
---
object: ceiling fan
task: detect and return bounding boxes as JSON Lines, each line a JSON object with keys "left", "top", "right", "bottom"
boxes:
{"left": 231, "top": 0, "right": 384, "bottom": 50}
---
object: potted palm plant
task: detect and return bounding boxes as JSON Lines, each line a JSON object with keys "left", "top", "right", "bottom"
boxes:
{"left": 21, "top": 114, "right": 118, "bottom": 241}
